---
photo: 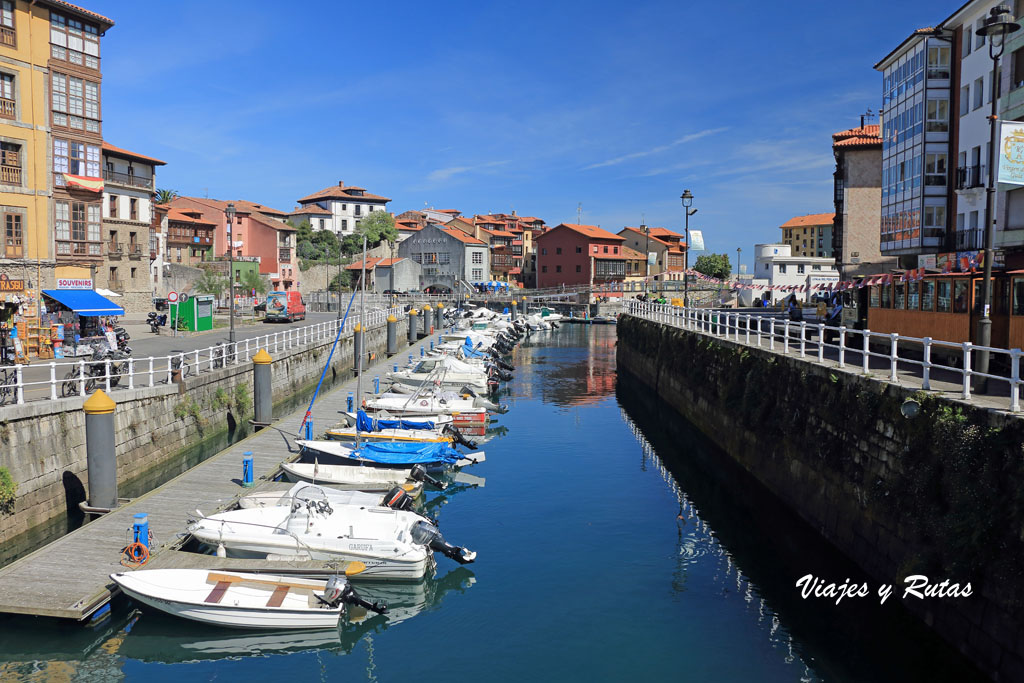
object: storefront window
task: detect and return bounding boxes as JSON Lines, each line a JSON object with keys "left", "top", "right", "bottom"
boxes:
{"left": 870, "top": 286, "right": 880, "bottom": 307}
{"left": 1013, "top": 278, "right": 1024, "bottom": 315}
{"left": 894, "top": 283, "right": 906, "bottom": 309}
{"left": 908, "top": 282, "right": 920, "bottom": 310}
{"left": 921, "top": 280, "right": 935, "bottom": 311}
{"left": 953, "top": 280, "right": 969, "bottom": 313}
{"left": 880, "top": 284, "right": 891, "bottom": 308}
{"left": 937, "top": 280, "right": 951, "bottom": 312}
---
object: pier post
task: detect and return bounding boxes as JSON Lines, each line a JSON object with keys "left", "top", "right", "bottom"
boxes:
{"left": 83, "top": 389, "right": 117, "bottom": 511}
{"left": 421, "top": 305, "right": 433, "bottom": 337}
{"left": 386, "top": 315, "right": 398, "bottom": 355}
{"left": 436, "top": 302, "right": 445, "bottom": 331}
{"left": 353, "top": 323, "right": 364, "bottom": 371}
{"left": 252, "top": 349, "right": 272, "bottom": 428}
{"left": 511, "top": 298, "right": 518, "bottom": 321}
{"left": 408, "top": 308, "right": 419, "bottom": 343}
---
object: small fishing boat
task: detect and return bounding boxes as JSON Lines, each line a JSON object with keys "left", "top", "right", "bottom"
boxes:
{"left": 279, "top": 461, "right": 436, "bottom": 493}
{"left": 238, "top": 482, "right": 418, "bottom": 510}
{"left": 187, "top": 487, "right": 476, "bottom": 580}
{"left": 109, "top": 567, "right": 385, "bottom": 630}
{"left": 297, "top": 439, "right": 485, "bottom": 469}
{"left": 324, "top": 411, "right": 476, "bottom": 449}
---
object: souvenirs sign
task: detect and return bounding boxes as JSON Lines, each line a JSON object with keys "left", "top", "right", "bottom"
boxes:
{"left": 0, "top": 274, "right": 24, "bottom": 292}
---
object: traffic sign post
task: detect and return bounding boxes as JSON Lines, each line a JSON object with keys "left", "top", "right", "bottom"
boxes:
{"left": 168, "top": 291, "right": 179, "bottom": 337}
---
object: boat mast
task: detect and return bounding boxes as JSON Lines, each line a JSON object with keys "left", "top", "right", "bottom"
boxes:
{"left": 356, "top": 234, "right": 367, "bottom": 449}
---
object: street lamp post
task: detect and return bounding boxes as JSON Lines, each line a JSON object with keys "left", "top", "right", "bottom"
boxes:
{"left": 681, "top": 190, "right": 694, "bottom": 307}
{"left": 224, "top": 203, "right": 236, "bottom": 348}
{"left": 642, "top": 222, "right": 649, "bottom": 297}
{"left": 976, "top": 5, "right": 1020, "bottom": 391}
{"left": 736, "top": 247, "right": 742, "bottom": 277}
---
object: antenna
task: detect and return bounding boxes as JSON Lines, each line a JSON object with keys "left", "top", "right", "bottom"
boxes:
{"left": 577, "top": 203, "right": 582, "bottom": 224}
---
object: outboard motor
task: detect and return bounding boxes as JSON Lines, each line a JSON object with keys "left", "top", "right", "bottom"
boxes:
{"left": 410, "top": 521, "right": 476, "bottom": 564}
{"left": 494, "top": 358, "right": 514, "bottom": 372}
{"left": 442, "top": 423, "right": 478, "bottom": 450}
{"left": 322, "top": 576, "right": 388, "bottom": 614}
{"left": 383, "top": 486, "right": 415, "bottom": 512}
{"left": 410, "top": 463, "right": 447, "bottom": 491}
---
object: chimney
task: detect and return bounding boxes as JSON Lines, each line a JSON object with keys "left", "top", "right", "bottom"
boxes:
{"left": 338, "top": 181, "right": 344, "bottom": 187}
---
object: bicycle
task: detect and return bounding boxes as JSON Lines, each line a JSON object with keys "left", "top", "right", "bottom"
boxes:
{"left": 61, "top": 363, "right": 100, "bottom": 397}
{"left": 170, "top": 353, "right": 192, "bottom": 380}
{"left": 0, "top": 365, "right": 17, "bottom": 405}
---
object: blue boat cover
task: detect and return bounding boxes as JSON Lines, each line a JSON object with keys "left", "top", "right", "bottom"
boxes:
{"left": 42, "top": 289, "right": 124, "bottom": 316}
{"left": 352, "top": 441, "right": 460, "bottom": 465}
{"left": 356, "top": 409, "right": 435, "bottom": 432}
{"left": 462, "top": 339, "right": 485, "bottom": 358}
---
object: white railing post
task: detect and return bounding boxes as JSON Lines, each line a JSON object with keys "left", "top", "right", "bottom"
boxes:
{"left": 104, "top": 359, "right": 111, "bottom": 392}
{"left": 1011, "top": 349, "right": 1021, "bottom": 412}
{"left": 962, "top": 343, "right": 972, "bottom": 400}
{"left": 15, "top": 365, "right": 23, "bottom": 404}
{"left": 817, "top": 323, "right": 824, "bottom": 361}
{"left": 166, "top": 356, "right": 173, "bottom": 384}
{"left": 246, "top": 338, "right": 251, "bottom": 361}
{"left": 838, "top": 327, "right": 846, "bottom": 368}
{"left": 889, "top": 333, "right": 898, "bottom": 381}
{"left": 769, "top": 318, "right": 776, "bottom": 351}
{"left": 149, "top": 357, "right": 155, "bottom": 387}
{"left": 79, "top": 360, "right": 86, "bottom": 396}
{"left": 49, "top": 362, "right": 57, "bottom": 401}
{"left": 209, "top": 347, "right": 215, "bottom": 371}
{"left": 194, "top": 349, "right": 200, "bottom": 372}
{"left": 756, "top": 316, "right": 762, "bottom": 347}
{"left": 921, "top": 338, "right": 932, "bottom": 390}
{"left": 799, "top": 321, "right": 806, "bottom": 357}
{"left": 782, "top": 320, "right": 790, "bottom": 353}
{"left": 862, "top": 330, "right": 870, "bottom": 374}
{"left": 745, "top": 315, "right": 751, "bottom": 345}
{"left": 128, "top": 358, "right": 134, "bottom": 390}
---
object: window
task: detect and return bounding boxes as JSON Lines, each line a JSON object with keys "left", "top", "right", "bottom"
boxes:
{"left": 920, "top": 280, "right": 934, "bottom": 310}
{"left": 1014, "top": 277, "right": 1024, "bottom": 315}
{"left": 576, "top": 265, "right": 581, "bottom": 273}
{"left": 541, "top": 247, "right": 547, "bottom": 255}
{"left": 354, "top": 205, "right": 362, "bottom": 216}
{"left": 880, "top": 283, "right": 891, "bottom": 308}
{"left": 603, "top": 245, "right": 608, "bottom": 254}
{"left": 1014, "top": 47, "right": 1024, "bottom": 90}
{"left": 797, "top": 264, "right": 805, "bottom": 274}
{"left": 894, "top": 283, "right": 906, "bottom": 310}
{"left": 52, "top": 138, "right": 100, "bottom": 184}
{"left": 976, "top": 20, "right": 986, "bottom": 49}
{"left": 925, "top": 153, "right": 947, "bottom": 186}
{"left": 341, "top": 219, "right": 347, "bottom": 230}
{"left": 541, "top": 265, "right": 547, "bottom": 273}
{"left": 963, "top": 27, "right": 972, "bottom": 58}
{"left": 130, "top": 267, "right": 137, "bottom": 279}
{"left": 974, "top": 77, "right": 984, "bottom": 110}
{"left": 0, "top": 73, "right": 13, "bottom": 118}
{"left": 592, "top": 245, "right": 598, "bottom": 253}
{"left": 49, "top": 13, "right": 100, "bottom": 70}
{"left": 924, "top": 206, "right": 946, "bottom": 238}
{"left": 0, "top": 1, "right": 14, "bottom": 48}
{"left": 575, "top": 246, "right": 582, "bottom": 253}
{"left": 778, "top": 264, "right": 787, "bottom": 273}
{"left": 4, "top": 212, "right": 21, "bottom": 257}
{"left": 471, "top": 268, "right": 483, "bottom": 279}
{"left": 960, "top": 85, "right": 970, "bottom": 116}
{"left": 927, "top": 46, "right": 950, "bottom": 79}
{"left": 341, "top": 204, "right": 347, "bottom": 210}
{"left": 953, "top": 280, "right": 969, "bottom": 313}
{"left": 318, "top": 218, "right": 325, "bottom": 230}
{"left": 472, "top": 251, "right": 482, "bottom": 264}
{"left": 0, "top": 141, "right": 19, "bottom": 185}
{"left": 129, "top": 197, "right": 137, "bottom": 220}
{"left": 613, "top": 246, "right": 618, "bottom": 254}
{"left": 555, "top": 247, "right": 562, "bottom": 255}
{"left": 926, "top": 99, "right": 949, "bottom": 132}
{"left": 936, "top": 280, "right": 951, "bottom": 312}
{"left": 51, "top": 72, "right": 100, "bottom": 133}
{"left": 108, "top": 194, "right": 116, "bottom": 217}
{"left": 555, "top": 265, "right": 561, "bottom": 273}
{"left": 870, "top": 286, "right": 880, "bottom": 307}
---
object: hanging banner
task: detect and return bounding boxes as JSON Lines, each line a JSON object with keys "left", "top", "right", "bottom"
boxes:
{"left": 998, "top": 121, "right": 1024, "bottom": 186}
{"left": 62, "top": 174, "right": 104, "bottom": 192}
{"left": 688, "top": 230, "right": 705, "bottom": 251}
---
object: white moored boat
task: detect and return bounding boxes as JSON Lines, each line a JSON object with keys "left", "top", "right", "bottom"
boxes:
{"left": 187, "top": 487, "right": 475, "bottom": 580}
{"left": 110, "top": 568, "right": 385, "bottom": 630}
{"left": 280, "top": 461, "right": 423, "bottom": 492}
{"left": 239, "top": 482, "right": 414, "bottom": 510}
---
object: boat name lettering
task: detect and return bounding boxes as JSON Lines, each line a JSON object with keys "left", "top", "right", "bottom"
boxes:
{"left": 349, "top": 543, "right": 373, "bottom": 551}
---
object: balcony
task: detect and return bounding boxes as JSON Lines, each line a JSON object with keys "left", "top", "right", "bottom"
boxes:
{"left": 956, "top": 165, "right": 985, "bottom": 190}
{"left": 56, "top": 240, "right": 103, "bottom": 258}
{"left": 107, "top": 241, "right": 123, "bottom": 258}
{"left": 0, "top": 27, "right": 14, "bottom": 48}
{"left": 128, "top": 243, "right": 142, "bottom": 258}
{"left": 954, "top": 228, "right": 985, "bottom": 250}
{"left": 103, "top": 169, "right": 154, "bottom": 190}
{"left": 0, "top": 97, "right": 14, "bottom": 120}
{"left": 0, "top": 164, "right": 21, "bottom": 186}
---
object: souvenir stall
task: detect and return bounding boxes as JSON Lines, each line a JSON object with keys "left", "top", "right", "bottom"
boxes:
{"left": 0, "top": 275, "right": 37, "bottom": 363}
{"left": 40, "top": 289, "right": 124, "bottom": 358}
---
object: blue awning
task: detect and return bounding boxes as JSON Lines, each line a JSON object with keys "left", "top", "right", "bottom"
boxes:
{"left": 43, "top": 289, "right": 124, "bottom": 316}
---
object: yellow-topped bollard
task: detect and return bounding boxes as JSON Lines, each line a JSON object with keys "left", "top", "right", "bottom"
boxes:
{"left": 84, "top": 389, "right": 117, "bottom": 511}
{"left": 252, "top": 349, "right": 272, "bottom": 427}
{"left": 387, "top": 314, "right": 399, "bottom": 354}
{"left": 408, "top": 308, "right": 419, "bottom": 343}
{"left": 252, "top": 348, "right": 272, "bottom": 365}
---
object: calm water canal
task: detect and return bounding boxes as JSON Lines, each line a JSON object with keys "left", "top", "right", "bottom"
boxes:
{"left": 0, "top": 325, "right": 983, "bottom": 681}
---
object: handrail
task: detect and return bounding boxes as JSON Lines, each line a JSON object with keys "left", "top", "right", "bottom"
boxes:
{"left": 0, "top": 306, "right": 407, "bottom": 408}
{"left": 623, "top": 300, "right": 1022, "bottom": 413}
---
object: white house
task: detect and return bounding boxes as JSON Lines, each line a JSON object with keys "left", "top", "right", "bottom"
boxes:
{"left": 286, "top": 204, "right": 334, "bottom": 233}
{"left": 295, "top": 181, "right": 390, "bottom": 237}
{"left": 754, "top": 243, "right": 839, "bottom": 303}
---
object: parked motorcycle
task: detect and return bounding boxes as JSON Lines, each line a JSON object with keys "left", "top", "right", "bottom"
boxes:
{"left": 146, "top": 312, "right": 168, "bottom": 334}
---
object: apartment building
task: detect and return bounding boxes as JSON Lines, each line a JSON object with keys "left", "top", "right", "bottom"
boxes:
{"left": 779, "top": 213, "right": 835, "bottom": 258}
{"left": 100, "top": 142, "right": 164, "bottom": 312}
{"left": 397, "top": 223, "right": 488, "bottom": 293}
{"left": 534, "top": 223, "right": 626, "bottom": 290}
{"left": 296, "top": 181, "right": 390, "bottom": 237}
{"left": 617, "top": 226, "right": 686, "bottom": 281}
{"left": 754, "top": 243, "right": 840, "bottom": 303}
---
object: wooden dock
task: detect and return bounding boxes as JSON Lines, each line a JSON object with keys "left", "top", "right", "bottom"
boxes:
{"left": 0, "top": 336, "right": 435, "bottom": 620}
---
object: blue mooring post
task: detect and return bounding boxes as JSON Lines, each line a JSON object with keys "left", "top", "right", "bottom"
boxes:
{"left": 133, "top": 513, "right": 150, "bottom": 548}
{"left": 374, "top": 375, "right": 380, "bottom": 393}
{"left": 242, "top": 451, "right": 254, "bottom": 487}
{"left": 347, "top": 392, "right": 354, "bottom": 412}
{"left": 408, "top": 354, "right": 413, "bottom": 366}
{"left": 304, "top": 419, "right": 313, "bottom": 439}
{"left": 393, "top": 364, "right": 398, "bottom": 372}
{"left": 420, "top": 346, "right": 425, "bottom": 357}
{"left": 430, "top": 341, "right": 434, "bottom": 351}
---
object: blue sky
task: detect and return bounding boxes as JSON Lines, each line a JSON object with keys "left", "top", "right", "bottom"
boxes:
{"left": 91, "top": 0, "right": 948, "bottom": 271}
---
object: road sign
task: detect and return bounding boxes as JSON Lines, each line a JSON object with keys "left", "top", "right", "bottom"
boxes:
{"left": 168, "top": 291, "right": 178, "bottom": 303}
{"left": 179, "top": 292, "right": 189, "bottom": 304}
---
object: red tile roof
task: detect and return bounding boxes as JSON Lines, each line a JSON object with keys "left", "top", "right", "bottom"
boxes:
{"left": 833, "top": 124, "right": 882, "bottom": 149}
{"left": 346, "top": 257, "right": 383, "bottom": 271}
{"left": 648, "top": 227, "right": 682, "bottom": 239}
{"left": 102, "top": 142, "right": 166, "bottom": 166}
{"left": 543, "top": 223, "right": 625, "bottom": 241}
{"left": 620, "top": 246, "right": 646, "bottom": 260}
{"left": 166, "top": 208, "right": 215, "bottom": 226}
{"left": 289, "top": 205, "right": 332, "bottom": 216}
{"left": 619, "top": 226, "right": 684, "bottom": 249}
{"left": 173, "top": 197, "right": 294, "bottom": 230}
{"left": 440, "top": 227, "right": 486, "bottom": 245}
{"left": 298, "top": 181, "right": 390, "bottom": 204}
{"left": 780, "top": 213, "right": 835, "bottom": 228}
{"left": 593, "top": 252, "right": 627, "bottom": 260}
{"left": 375, "top": 258, "right": 405, "bottom": 267}
{"left": 41, "top": 0, "right": 114, "bottom": 28}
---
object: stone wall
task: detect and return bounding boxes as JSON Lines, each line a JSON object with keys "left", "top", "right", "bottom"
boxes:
{"left": 616, "top": 315, "right": 1024, "bottom": 681}
{"left": 0, "top": 319, "right": 395, "bottom": 551}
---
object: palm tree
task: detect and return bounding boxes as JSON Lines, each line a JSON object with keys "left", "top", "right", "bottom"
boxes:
{"left": 154, "top": 188, "right": 178, "bottom": 205}
{"left": 195, "top": 270, "right": 227, "bottom": 301}
{"left": 239, "top": 269, "right": 270, "bottom": 297}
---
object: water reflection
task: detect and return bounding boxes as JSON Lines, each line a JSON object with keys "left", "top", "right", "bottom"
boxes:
{"left": 520, "top": 328, "right": 616, "bottom": 408}
{"left": 0, "top": 567, "right": 475, "bottom": 677}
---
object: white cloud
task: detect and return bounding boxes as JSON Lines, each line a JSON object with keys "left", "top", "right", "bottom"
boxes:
{"left": 425, "top": 160, "right": 509, "bottom": 184}
{"left": 582, "top": 127, "right": 728, "bottom": 170}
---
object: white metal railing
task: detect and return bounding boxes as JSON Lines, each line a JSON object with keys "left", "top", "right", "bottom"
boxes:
{"left": 0, "top": 307, "right": 406, "bottom": 408}
{"left": 623, "top": 300, "right": 1023, "bottom": 413}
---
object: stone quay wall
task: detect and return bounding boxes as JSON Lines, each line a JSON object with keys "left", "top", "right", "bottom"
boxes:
{"left": 616, "top": 314, "right": 1024, "bottom": 681}
{"left": 0, "top": 320, "right": 398, "bottom": 548}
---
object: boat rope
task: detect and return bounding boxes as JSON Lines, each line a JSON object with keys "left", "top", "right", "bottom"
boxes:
{"left": 299, "top": 287, "right": 360, "bottom": 437}
{"left": 120, "top": 542, "right": 149, "bottom": 567}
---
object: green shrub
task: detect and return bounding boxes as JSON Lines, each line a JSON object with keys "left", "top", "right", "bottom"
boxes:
{"left": 0, "top": 466, "right": 17, "bottom": 514}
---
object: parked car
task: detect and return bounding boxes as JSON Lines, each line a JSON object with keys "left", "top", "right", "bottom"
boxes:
{"left": 152, "top": 297, "right": 168, "bottom": 311}
{"left": 264, "top": 291, "right": 306, "bottom": 323}
{"left": 254, "top": 300, "right": 266, "bottom": 313}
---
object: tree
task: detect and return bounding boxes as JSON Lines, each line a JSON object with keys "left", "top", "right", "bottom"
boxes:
{"left": 693, "top": 253, "right": 732, "bottom": 280}
{"left": 154, "top": 188, "right": 178, "bottom": 204}
{"left": 340, "top": 233, "right": 364, "bottom": 256}
{"left": 329, "top": 270, "right": 352, "bottom": 292}
{"left": 239, "top": 269, "right": 270, "bottom": 297}
{"left": 355, "top": 211, "right": 397, "bottom": 246}
{"left": 195, "top": 269, "right": 228, "bottom": 299}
